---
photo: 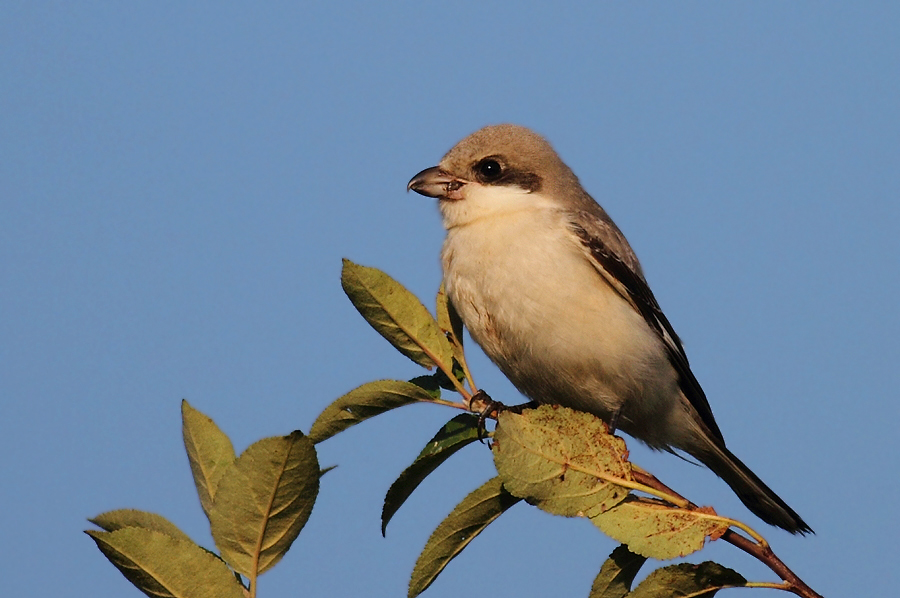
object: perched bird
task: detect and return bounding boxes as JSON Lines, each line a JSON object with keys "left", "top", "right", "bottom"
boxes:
{"left": 407, "top": 124, "right": 811, "bottom": 534}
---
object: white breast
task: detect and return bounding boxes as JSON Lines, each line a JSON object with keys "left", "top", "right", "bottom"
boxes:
{"left": 439, "top": 187, "right": 681, "bottom": 445}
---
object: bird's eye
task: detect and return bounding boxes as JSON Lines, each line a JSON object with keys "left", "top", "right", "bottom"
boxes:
{"left": 476, "top": 158, "right": 503, "bottom": 181}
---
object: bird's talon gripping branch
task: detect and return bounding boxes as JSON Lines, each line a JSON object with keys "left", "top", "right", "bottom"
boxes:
{"left": 471, "top": 392, "right": 539, "bottom": 442}
{"left": 607, "top": 406, "right": 622, "bottom": 435}
{"left": 471, "top": 390, "right": 502, "bottom": 442}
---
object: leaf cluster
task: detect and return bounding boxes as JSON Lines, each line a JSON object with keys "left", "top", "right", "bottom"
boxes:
{"left": 308, "top": 260, "right": 788, "bottom": 597}
{"left": 88, "top": 258, "right": 820, "bottom": 598}
{"left": 87, "top": 402, "right": 321, "bottom": 598}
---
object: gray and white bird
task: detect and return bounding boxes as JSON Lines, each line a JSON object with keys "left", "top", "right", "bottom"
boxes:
{"left": 408, "top": 124, "right": 811, "bottom": 534}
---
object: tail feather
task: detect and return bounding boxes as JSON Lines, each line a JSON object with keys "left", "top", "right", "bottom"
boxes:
{"left": 696, "top": 441, "right": 813, "bottom": 535}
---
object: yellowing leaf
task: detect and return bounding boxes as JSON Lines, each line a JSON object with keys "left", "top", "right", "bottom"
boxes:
{"left": 590, "top": 497, "right": 730, "bottom": 560}
{"left": 382, "top": 414, "right": 479, "bottom": 535}
{"left": 491, "top": 406, "right": 730, "bottom": 561}
{"left": 309, "top": 379, "right": 437, "bottom": 443}
{"left": 628, "top": 561, "right": 746, "bottom": 597}
{"left": 86, "top": 528, "right": 244, "bottom": 598}
{"left": 408, "top": 477, "right": 520, "bottom": 598}
{"left": 208, "top": 431, "right": 319, "bottom": 577}
{"left": 588, "top": 544, "right": 647, "bottom": 598}
{"left": 341, "top": 259, "right": 454, "bottom": 371}
{"left": 181, "top": 400, "right": 236, "bottom": 517}
{"left": 492, "top": 406, "right": 632, "bottom": 518}
{"left": 436, "top": 284, "right": 468, "bottom": 375}
{"left": 435, "top": 284, "right": 463, "bottom": 351}
{"left": 89, "top": 509, "right": 194, "bottom": 544}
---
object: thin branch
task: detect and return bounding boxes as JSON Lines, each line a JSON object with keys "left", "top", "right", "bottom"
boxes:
{"left": 722, "top": 530, "right": 822, "bottom": 598}
{"left": 632, "top": 469, "right": 822, "bottom": 598}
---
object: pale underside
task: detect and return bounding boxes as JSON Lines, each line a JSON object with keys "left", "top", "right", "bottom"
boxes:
{"left": 439, "top": 185, "right": 706, "bottom": 452}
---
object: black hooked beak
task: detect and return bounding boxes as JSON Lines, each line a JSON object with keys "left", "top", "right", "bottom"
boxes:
{"left": 407, "top": 166, "right": 466, "bottom": 200}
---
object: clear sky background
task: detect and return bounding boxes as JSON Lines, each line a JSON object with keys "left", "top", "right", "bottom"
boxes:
{"left": 2, "top": 3, "right": 898, "bottom": 597}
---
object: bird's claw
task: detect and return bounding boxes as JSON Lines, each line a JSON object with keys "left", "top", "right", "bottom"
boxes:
{"left": 472, "top": 390, "right": 501, "bottom": 443}
{"left": 471, "top": 391, "right": 538, "bottom": 443}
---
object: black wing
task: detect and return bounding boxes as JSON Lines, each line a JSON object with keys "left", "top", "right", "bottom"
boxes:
{"left": 568, "top": 217, "right": 724, "bottom": 443}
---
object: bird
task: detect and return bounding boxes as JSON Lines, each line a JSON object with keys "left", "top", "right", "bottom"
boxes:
{"left": 407, "top": 124, "right": 811, "bottom": 534}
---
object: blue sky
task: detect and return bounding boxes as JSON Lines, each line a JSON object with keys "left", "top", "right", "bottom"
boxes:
{"left": 2, "top": 3, "right": 898, "bottom": 597}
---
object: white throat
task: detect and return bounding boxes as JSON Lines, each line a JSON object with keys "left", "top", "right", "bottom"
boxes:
{"left": 438, "top": 183, "right": 559, "bottom": 230}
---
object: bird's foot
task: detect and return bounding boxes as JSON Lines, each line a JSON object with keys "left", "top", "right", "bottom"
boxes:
{"left": 471, "top": 390, "right": 537, "bottom": 442}
{"left": 471, "top": 390, "right": 499, "bottom": 442}
{"left": 607, "top": 406, "right": 623, "bottom": 435}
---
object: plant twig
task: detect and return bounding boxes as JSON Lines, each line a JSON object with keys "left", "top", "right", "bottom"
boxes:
{"left": 721, "top": 530, "right": 822, "bottom": 598}
{"left": 632, "top": 470, "right": 822, "bottom": 598}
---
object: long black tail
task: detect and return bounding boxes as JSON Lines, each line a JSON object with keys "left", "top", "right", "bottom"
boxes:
{"left": 696, "top": 440, "right": 813, "bottom": 534}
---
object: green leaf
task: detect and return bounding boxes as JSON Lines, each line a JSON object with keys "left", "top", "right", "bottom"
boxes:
{"left": 492, "top": 405, "right": 632, "bottom": 518}
{"left": 409, "top": 477, "right": 521, "bottom": 598}
{"left": 382, "top": 414, "right": 480, "bottom": 535}
{"left": 181, "top": 400, "right": 236, "bottom": 517}
{"left": 309, "top": 379, "right": 437, "bottom": 443}
{"left": 588, "top": 545, "right": 647, "bottom": 598}
{"left": 436, "top": 284, "right": 467, "bottom": 366}
{"left": 407, "top": 374, "right": 443, "bottom": 399}
{"left": 89, "top": 510, "right": 193, "bottom": 544}
{"left": 628, "top": 561, "right": 746, "bottom": 597}
{"left": 590, "top": 497, "right": 730, "bottom": 560}
{"left": 209, "top": 431, "right": 320, "bottom": 577}
{"left": 341, "top": 259, "right": 454, "bottom": 371}
{"left": 435, "top": 284, "right": 463, "bottom": 350}
{"left": 86, "top": 528, "right": 244, "bottom": 598}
